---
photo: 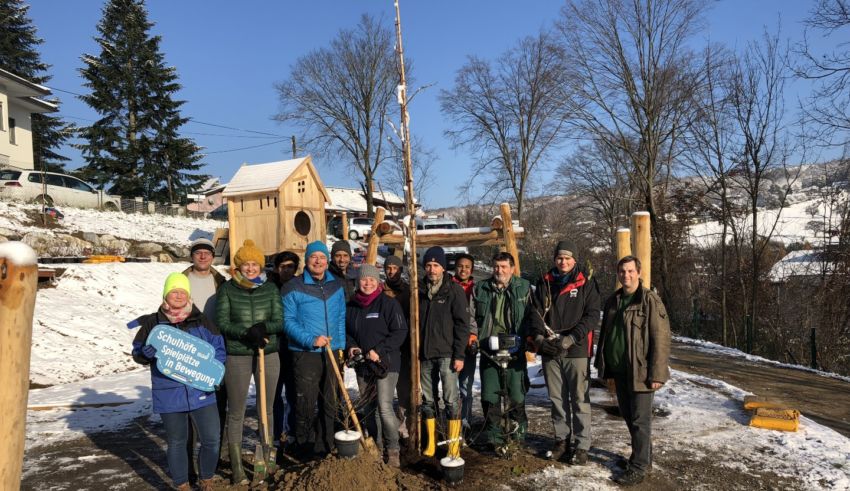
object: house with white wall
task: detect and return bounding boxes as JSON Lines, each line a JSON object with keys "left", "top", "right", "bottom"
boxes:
{"left": 0, "top": 68, "right": 57, "bottom": 170}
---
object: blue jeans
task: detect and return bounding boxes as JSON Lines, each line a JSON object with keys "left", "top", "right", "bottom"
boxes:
{"left": 161, "top": 403, "right": 220, "bottom": 485}
{"left": 458, "top": 352, "right": 478, "bottom": 426}
{"left": 356, "top": 372, "right": 401, "bottom": 450}
{"left": 420, "top": 357, "right": 460, "bottom": 419}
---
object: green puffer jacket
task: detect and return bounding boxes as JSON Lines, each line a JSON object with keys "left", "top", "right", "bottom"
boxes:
{"left": 216, "top": 279, "right": 284, "bottom": 356}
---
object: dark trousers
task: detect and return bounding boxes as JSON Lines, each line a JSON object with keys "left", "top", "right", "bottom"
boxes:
{"left": 162, "top": 404, "right": 220, "bottom": 486}
{"left": 614, "top": 374, "right": 654, "bottom": 472}
{"left": 479, "top": 354, "right": 528, "bottom": 445}
{"left": 292, "top": 351, "right": 338, "bottom": 455}
{"left": 273, "top": 346, "right": 297, "bottom": 441}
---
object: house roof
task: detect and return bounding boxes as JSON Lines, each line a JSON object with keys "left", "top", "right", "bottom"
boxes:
{"left": 222, "top": 158, "right": 305, "bottom": 197}
{"left": 325, "top": 186, "right": 415, "bottom": 213}
{"left": 768, "top": 250, "right": 835, "bottom": 282}
{"left": 0, "top": 68, "right": 57, "bottom": 114}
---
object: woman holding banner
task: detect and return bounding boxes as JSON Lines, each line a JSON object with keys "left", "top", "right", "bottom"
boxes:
{"left": 216, "top": 239, "right": 284, "bottom": 484}
{"left": 130, "top": 272, "right": 226, "bottom": 491}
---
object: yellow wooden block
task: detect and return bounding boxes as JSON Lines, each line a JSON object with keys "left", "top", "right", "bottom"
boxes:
{"left": 755, "top": 407, "right": 800, "bottom": 420}
{"left": 743, "top": 395, "right": 784, "bottom": 410}
{"left": 83, "top": 255, "right": 126, "bottom": 264}
{"left": 750, "top": 414, "right": 799, "bottom": 432}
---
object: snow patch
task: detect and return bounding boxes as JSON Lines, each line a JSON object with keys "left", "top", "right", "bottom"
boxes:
{"left": 0, "top": 240, "right": 38, "bottom": 265}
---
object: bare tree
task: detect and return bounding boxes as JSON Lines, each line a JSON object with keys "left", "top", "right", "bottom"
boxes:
{"left": 274, "top": 14, "right": 397, "bottom": 217}
{"left": 794, "top": 0, "right": 850, "bottom": 144}
{"left": 728, "top": 30, "right": 800, "bottom": 352}
{"left": 557, "top": 0, "right": 704, "bottom": 304}
{"left": 560, "top": 138, "right": 638, "bottom": 255}
{"left": 440, "top": 31, "right": 570, "bottom": 220}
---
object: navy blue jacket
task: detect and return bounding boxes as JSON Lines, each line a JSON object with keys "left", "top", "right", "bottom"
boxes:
{"left": 345, "top": 292, "right": 408, "bottom": 372}
{"left": 130, "top": 306, "right": 226, "bottom": 414}
{"left": 282, "top": 270, "right": 346, "bottom": 352}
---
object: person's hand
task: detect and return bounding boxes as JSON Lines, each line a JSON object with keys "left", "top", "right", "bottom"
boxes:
{"left": 538, "top": 338, "right": 561, "bottom": 358}
{"left": 142, "top": 344, "right": 157, "bottom": 360}
{"left": 467, "top": 334, "right": 479, "bottom": 355}
{"left": 559, "top": 335, "right": 575, "bottom": 352}
{"left": 651, "top": 381, "right": 664, "bottom": 390}
{"left": 245, "top": 323, "right": 267, "bottom": 348}
{"left": 368, "top": 349, "right": 380, "bottom": 362}
{"left": 453, "top": 359, "right": 464, "bottom": 372}
{"left": 348, "top": 347, "right": 361, "bottom": 358}
{"left": 314, "top": 335, "right": 330, "bottom": 348}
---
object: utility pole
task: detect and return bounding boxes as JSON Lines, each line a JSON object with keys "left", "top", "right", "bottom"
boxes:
{"left": 393, "top": 0, "right": 422, "bottom": 454}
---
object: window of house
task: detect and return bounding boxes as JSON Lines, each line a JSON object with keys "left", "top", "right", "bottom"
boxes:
{"left": 8, "top": 118, "right": 15, "bottom": 144}
{"left": 294, "top": 211, "right": 311, "bottom": 236}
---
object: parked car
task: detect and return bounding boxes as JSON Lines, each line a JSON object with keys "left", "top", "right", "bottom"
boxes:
{"left": 0, "top": 169, "right": 121, "bottom": 211}
{"left": 416, "top": 216, "right": 470, "bottom": 270}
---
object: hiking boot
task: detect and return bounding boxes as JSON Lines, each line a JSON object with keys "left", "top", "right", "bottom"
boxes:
{"left": 571, "top": 448, "right": 588, "bottom": 465}
{"left": 198, "top": 478, "right": 215, "bottom": 491}
{"left": 387, "top": 448, "right": 401, "bottom": 468}
{"left": 615, "top": 468, "right": 646, "bottom": 486}
{"left": 548, "top": 439, "right": 569, "bottom": 461}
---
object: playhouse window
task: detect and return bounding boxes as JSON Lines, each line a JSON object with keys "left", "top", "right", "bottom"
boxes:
{"left": 297, "top": 180, "right": 306, "bottom": 193}
{"left": 294, "top": 211, "right": 311, "bottom": 236}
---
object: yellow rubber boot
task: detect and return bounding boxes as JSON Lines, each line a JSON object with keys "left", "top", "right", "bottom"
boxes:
{"left": 423, "top": 418, "right": 436, "bottom": 457}
{"left": 447, "top": 419, "right": 462, "bottom": 459}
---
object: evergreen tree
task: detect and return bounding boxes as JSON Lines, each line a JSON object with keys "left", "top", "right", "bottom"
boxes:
{"left": 78, "top": 0, "right": 205, "bottom": 200}
{"left": 0, "top": 0, "right": 70, "bottom": 172}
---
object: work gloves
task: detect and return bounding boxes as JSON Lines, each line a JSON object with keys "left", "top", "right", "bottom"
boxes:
{"left": 535, "top": 335, "right": 561, "bottom": 358}
{"left": 245, "top": 322, "right": 268, "bottom": 349}
{"left": 142, "top": 344, "right": 157, "bottom": 360}
{"left": 559, "top": 335, "right": 575, "bottom": 351}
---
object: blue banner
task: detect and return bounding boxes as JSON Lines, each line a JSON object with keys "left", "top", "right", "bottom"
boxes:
{"left": 147, "top": 325, "right": 224, "bottom": 392}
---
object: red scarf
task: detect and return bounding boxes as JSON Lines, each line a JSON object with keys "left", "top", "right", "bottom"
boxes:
{"left": 354, "top": 285, "right": 383, "bottom": 308}
{"left": 452, "top": 276, "right": 474, "bottom": 302}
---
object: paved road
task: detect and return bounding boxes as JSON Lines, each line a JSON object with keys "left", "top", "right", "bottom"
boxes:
{"left": 670, "top": 342, "right": 850, "bottom": 438}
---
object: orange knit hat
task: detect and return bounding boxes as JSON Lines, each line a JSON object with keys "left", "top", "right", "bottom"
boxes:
{"left": 234, "top": 239, "right": 265, "bottom": 268}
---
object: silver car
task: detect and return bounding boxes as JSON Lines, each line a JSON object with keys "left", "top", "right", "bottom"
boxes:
{"left": 0, "top": 168, "right": 121, "bottom": 211}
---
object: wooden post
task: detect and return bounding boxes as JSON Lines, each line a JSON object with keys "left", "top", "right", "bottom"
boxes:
{"left": 630, "top": 211, "right": 651, "bottom": 288}
{"left": 364, "top": 207, "right": 386, "bottom": 265}
{"left": 393, "top": 0, "right": 423, "bottom": 453}
{"left": 0, "top": 242, "right": 37, "bottom": 488}
{"left": 616, "top": 227, "right": 632, "bottom": 289}
{"left": 341, "top": 212, "right": 349, "bottom": 240}
{"left": 500, "top": 203, "right": 520, "bottom": 276}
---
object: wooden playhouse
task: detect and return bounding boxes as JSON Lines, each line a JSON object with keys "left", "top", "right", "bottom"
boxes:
{"left": 221, "top": 156, "right": 330, "bottom": 265}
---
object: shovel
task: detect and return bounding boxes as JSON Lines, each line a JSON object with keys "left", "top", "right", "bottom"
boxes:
{"left": 324, "top": 344, "right": 380, "bottom": 457}
{"left": 252, "top": 343, "right": 277, "bottom": 485}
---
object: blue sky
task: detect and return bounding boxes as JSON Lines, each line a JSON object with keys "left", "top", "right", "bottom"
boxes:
{"left": 26, "top": 0, "right": 828, "bottom": 208}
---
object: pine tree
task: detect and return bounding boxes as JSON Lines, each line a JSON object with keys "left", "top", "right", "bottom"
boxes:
{"left": 78, "top": 0, "right": 205, "bottom": 200}
{"left": 0, "top": 0, "right": 70, "bottom": 172}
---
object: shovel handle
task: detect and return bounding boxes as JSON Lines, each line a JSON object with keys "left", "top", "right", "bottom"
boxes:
{"left": 324, "top": 344, "right": 367, "bottom": 444}
{"left": 257, "top": 345, "right": 270, "bottom": 446}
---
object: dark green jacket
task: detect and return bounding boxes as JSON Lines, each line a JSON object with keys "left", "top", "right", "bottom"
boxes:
{"left": 216, "top": 279, "right": 284, "bottom": 356}
{"left": 473, "top": 276, "right": 533, "bottom": 340}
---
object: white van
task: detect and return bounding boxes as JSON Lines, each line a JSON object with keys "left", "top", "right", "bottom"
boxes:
{"left": 0, "top": 169, "right": 121, "bottom": 211}
{"left": 416, "top": 216, "right": 470, "bottom": 269}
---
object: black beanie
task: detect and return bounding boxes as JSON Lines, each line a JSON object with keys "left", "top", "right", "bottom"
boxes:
{"left": 423, "top": 246, "right": 447, "bottom": 269}
{"left": 331, "top": 240, "right": 352, "bottom": 257}
{"left": 553, "top": 240, "right": 576, "bottom": 259}
{"left": 384, "top": 255, "right": 403, "bottom": 271}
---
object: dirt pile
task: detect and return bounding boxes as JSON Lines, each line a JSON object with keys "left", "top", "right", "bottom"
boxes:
{"left": 275, "top": 452, "right": 437, "bottom": 491}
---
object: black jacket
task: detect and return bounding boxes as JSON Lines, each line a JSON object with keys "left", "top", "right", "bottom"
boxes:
{"left": 530, "top": 267, "right": 601, "bottom": 358}
{"left": 329, "top": 263, "right": 357, "bottom": 302}
{"left": 418, "top": 272, "right": 470, "bottom": 361}
{"left": 345, "top": 293, "right": 408, "bottom": 372}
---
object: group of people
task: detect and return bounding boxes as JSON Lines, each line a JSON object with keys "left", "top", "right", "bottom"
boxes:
{"left": 130, "top": 235, "right": 670, "bottom": 489}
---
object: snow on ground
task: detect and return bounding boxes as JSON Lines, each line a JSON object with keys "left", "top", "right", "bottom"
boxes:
{"left": 675, "top": 336, "right": 850, "bottom": 384}
{"left": 688, "top": 198, "right": 830, "bottom": 248}
{"left": 0, "top": 200, "right": 222, "bottom": 245}
{"left": 30, "top": 262, "right": 231, "bottom": 386}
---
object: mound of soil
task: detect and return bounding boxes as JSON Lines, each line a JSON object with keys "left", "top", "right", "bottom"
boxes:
{"left": 275, "top": 452, "right": 436, "bottom": 491}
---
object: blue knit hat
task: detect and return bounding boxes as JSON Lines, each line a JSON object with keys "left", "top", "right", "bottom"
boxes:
{"left": 305, "top": 240, "right": 329, "bottom": 259}
{"left": 423, "top": 246, "right": 446, "bottom": 269}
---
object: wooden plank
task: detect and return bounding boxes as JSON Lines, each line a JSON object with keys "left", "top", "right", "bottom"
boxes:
{"left": 616, "top": 227, "right": 631, "bottom": 289}
{"left": 377, "top": 227, "right": 524, "bottom": 246}
{"left": 500, "top": 203, "right": 520, "bottom": 276}
{"left": 364, "top": 207, "right": 386, "bottom": 265}
{"left": 631, "top": 212, "right": 651, "bottom": 288}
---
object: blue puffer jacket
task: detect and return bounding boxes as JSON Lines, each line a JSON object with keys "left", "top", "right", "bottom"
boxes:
{"left": 129, "top": 306, "right": 226, "bottom": 414}
{"left": 281, "top": 271, "right": 346, "bottom": 352}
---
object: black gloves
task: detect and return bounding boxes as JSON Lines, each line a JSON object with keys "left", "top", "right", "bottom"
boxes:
{"left": 538, "top": 337, "right": 561, "bottom": 358}
{"left": 245, "top": 322, "right": 268, "bottom": 349}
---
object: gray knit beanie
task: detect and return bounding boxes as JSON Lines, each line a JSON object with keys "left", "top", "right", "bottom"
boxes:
{"left": 358, "top": 264, "right": 381, "bottom": 282}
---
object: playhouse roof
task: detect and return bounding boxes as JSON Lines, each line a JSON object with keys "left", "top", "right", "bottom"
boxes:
{"left": 223, "top": 157, "right": 325, "bottom": 199}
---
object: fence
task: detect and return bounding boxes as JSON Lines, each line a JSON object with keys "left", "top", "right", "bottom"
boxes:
{"left": 119, "top": 197, "right": 207, "bottom": 219}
